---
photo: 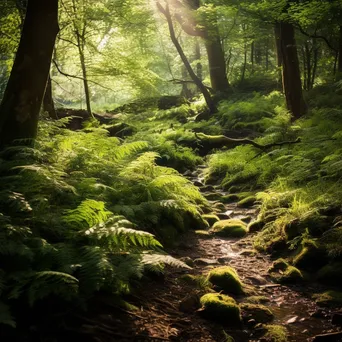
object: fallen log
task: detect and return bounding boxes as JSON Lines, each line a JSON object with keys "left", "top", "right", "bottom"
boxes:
{"left": 195, "top": 132, "right": 301, "bottom": 151}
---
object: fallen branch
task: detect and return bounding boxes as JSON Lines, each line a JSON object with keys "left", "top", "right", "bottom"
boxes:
{"left": 195, "top": 132, "right": 301, "bottom": 151}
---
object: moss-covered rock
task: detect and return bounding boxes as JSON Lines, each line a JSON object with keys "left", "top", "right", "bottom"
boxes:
{"left": 199, "top": 293, "right": 241, "bottom": 325}
{"left": 221, "top": 194, "right": 240, "bottom": 203}
{"left": 248, "top": 219, "right": 265, "bottom": 233}
{"left": 202, "top": 214, "right": 220, "bottom": 227}
{"left": 279, "top": 266, "right": 304, "bottom": 284}
{"left": 268, "top": 258, "right": 289, "bottom": 273}
{"left": 265, "top": 236, "right": 287, "bottom": 255}
{"left": 237, "top": 195, "right": 257, "bottom": 208}
{"left": 211, "top": 219, "right": 247, "bottom": 238}
{"left": 293, "top": 240, "right": 327, "bottom": 272}
{"left": 316, "top": 262, "right": 342, "bottom": 286}
{"left": 241, "top": 303, "right": 274, "bottom": 323}
{"left": 179, "top": 274, "right": 210, "bottom": 290}
{"left": 184, "top": 211, "right": 209, "bottom": 230}
{"left": 313, "top": 290, "right": 342, "bottom": 307}
{"left": 262, "top": 325, "right": 288, "bottom": 342}
{"left": 195, "top": 230, "right": 213, "bottom": 238}
{"left": 203, "top": 192, "right": 222, "bottom": 201}
{"left": 246, "top": 296, "right": 270, "bottom": 304}
{"left": 207, "top": 266, "right": 244, "bottom": 294}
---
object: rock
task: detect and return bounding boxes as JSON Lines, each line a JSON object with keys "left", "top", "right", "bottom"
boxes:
{"left": 241, "top": 303, "right": 274, "bottom": 323}
{"left": 207, "top": 266, "right": 244, "bottom": 294}
{"left": 237, "top": 195, "right": 257, "bottom": 208}
{"left": 293, "top": 239, "right": 328, "bottom": 272}
{"left": 179, "top": 294, "right": 201, "bottom": 313}
{"left": 216, "top": 213, "right": 231, "bottom": 220}
{"left": 246, "top": 275, "right": 268, "bottom": 285}
{"left": 203, "top": 192, "right": 222, "bottom": 201}
{"left": 313, "top": 290, "right": 342, "bottom": 307}
{"left": 285, "top": 316, "right": 298, "bottom": 324}
{"left": 331, "top": 312, "right": 342, "bottom": 327}
{"left": 193, "top": 180, "right": 204, "bottom": 187}
{"left": 268, "top": 258, "right": 289, "bottom": 273}
{"left": 312, "top": 332, "right": 342, "bottom": 342}
{"left": 316, "top": 263, "right": 342, "bottom": 286}
{"left": 199, "top": 293, "right": 241, "bottom": 325}
{"left": 248, "top": 219, "right": 265, "bottom": 233}
{"left": 246, "top": 296, "right": 270, "bottom": 304}
{"left": 262, "top": 325, "right": 288, "bottom": 342}
{"left": 240, "top": 249, "right": 256, "bottom": 257}
{"left": 195, "top": 230, "right": 213, "bottom": 238}
{"left": 200, "top": 185, "right": 215, "bottom": 192}
{"left": 201, "top": 214, "right": 220, "bottom": 227}
{"left": 180, "top": 257, "right": 194, "bottom": 267}
{"left": 212, "top": 202, "right": 226, "bottom": 211}
{"left": 218, "top": 257, "right": 232, "bottom": 264}
{"left": 194, "top": 258, "right": 218, "bottom": 266}
{"left": 279, "top": 266, "right": 304, "bottom": 284}
{"left": 221, "top": 194, "right": 240, "bottom": 203}
{"left": 211, "top": 219, "right": 247, "bottom": 238}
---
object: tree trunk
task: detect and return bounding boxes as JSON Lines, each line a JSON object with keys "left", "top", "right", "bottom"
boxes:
{"left": 204, "top": 28, "right": 231, "bottom": 94}
{"left": 338, "top": 25, "right": 342, "bottom": 75}
{"left": 43, "top": 74, "right": 58, "bottom": 119}
{"left": 195, "top": 39, "right": 202, "bottom": 81}
{"left": 279, "top": 21, "right": 307, "bottom": 120}
{"left": 0, "top": 0, "right": 59, "bottom": 147}
{"left": 158, "top": 3, "right": 216, "bottom": 115}
{"left": 274, "top": 23, "right": 283, "bottom": 86}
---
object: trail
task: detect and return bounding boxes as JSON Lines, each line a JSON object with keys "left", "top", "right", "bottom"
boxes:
{"left": 84, "top": 165, "right": 342, "bottom": 342}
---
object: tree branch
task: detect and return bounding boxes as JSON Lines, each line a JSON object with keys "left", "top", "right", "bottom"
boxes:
{"left": 52, "top": 60, "right": 116, "bottom": 92}
{"left": 295, "top": 24, "right": 337, "bottom": 53}
{"left": 195, "top": 132, "right": 301, "bottom": 151}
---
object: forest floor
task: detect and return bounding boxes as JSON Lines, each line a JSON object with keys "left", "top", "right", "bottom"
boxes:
{"left": 80, "top": 165, "right": 342, "bottom": 342}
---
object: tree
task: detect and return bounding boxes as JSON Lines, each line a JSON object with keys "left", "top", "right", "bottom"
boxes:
{"left": 157, "top": 1, "right": 217, "bottom": 115}
{"left": 0, "top": 0, "right": 59, "bottom": 147}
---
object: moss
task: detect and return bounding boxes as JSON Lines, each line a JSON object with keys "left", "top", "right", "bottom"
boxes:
{"left": 247, "top": 219, "right": 265, "bottom": 233}
{"left": 279, "top": 266, "right": 304, "bottom": 284}
{"left": 211, "top": 219, "right": 247, "bottom": 238}
{"left": 268, "top": 258, "right": 289, "bottom": 273}
{"left": 195, "top": 230, "right": 213, "bottom": 238}
{"left": 203, "top": 192, "right": 222, "bottom": 201}
{"left": 263, "top": 325, "right": 288, "bottom": 342}
{"left": 316, "top": 262, "right": 342, "bottom": 286}
{"left": 246, "top": 296, "right": 270, "bottom": 304}
{"left": 237, "top": 195, "right": 257, "bottom": 208}
{"left": 293, "top": 240, "right": 327, "bottom": 272}
{"left": 221, "top": 194, "right": 240, "bottom": 203}
{"left": 179, "top": 274, "right": 210, "bottom": 290}
{"left": 202, "top": 214, "right": 220, "bottom": 227}
{"left": 199, "top": 293, "right": 241, "bottom": 325}
{"left": 241, "top": 303, "right": 274, "bottom": 323}
{"left": 313, "top": 290, "right": 342, "bottom": 307}
{"left": 265, "top": 236, "right": 287, "bottom": 255}
{"left": 207, "top": 266, "right": 244, "bottom": 294}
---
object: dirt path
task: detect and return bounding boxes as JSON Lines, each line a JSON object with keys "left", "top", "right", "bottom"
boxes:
{"left": 82, "top": 166, "right": 342, "bottom": 342}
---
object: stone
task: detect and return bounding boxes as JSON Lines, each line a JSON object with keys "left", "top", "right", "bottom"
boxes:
{"left": 179, "top": 294, "right": 201, "bottom": 313}
{"left": 207, "top": 266, "right": 244, "bottom": 295}
{"left": 194, "top": 258, "right": 218, "bottom": 266}
{"left": 180, "top": 257, "right": 194, "bottom": 267}
{"left": 211, "top": 219, "right": 247, "bottom": 238}
{"left": 241, "top": 303, "right": 274, "bottom": 323}
{"left": 199, "top": 293, "right": 241, "bottom": 325}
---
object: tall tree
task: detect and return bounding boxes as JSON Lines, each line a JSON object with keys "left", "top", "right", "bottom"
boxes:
{"left": 0, "top": 0, "right": 59, "bottom": 146}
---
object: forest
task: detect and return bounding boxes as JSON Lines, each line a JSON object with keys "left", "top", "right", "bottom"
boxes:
{"left": 0, "top": 0, "right": 342, "bottom": 341}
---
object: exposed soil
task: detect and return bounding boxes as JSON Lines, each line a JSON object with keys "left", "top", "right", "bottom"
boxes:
{"left": 71, "top": 166, "right": 342, "bottom": 342}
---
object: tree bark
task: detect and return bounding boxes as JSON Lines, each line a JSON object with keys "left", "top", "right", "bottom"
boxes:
{"left": 158, "top": 2, "right": 216, "bottom": 115}
{"left": 274, "top": 23, "right": 283, "bottom": 85}
{"left": 279, "top": 21, "right": 307, "bottom": 120}
{"left": 43, "top": 74, "right": 58, "bottom": 119}
{"left": 0, "top": 0, "right": 59, "bottom": 147}
{"left": 338, "top": 25, "right": 342, "bottom": 74}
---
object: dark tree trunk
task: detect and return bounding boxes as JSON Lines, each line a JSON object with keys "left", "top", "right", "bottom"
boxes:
{"left": 43, "top": 74, "right": 58, "bottom": 119}
{"left": 279, "top": 21, "right": 307, "bottom": 120}
{"left": 338, "top": 25, "right": 342, "bottom": 74}
{"left": 195, "top": 39, "right": 202, "bottom": 81}
{"left": 265, "top": 39, "right": 269, "bottom": 71}
{"left": 158, "top": 3, "right": 216, "bottom": 114}
{"left": 241, "top": 43, "right": 247, "bottom": 83}
{"left": 204, "top": 27, "right": 231, "bottom": 94}
{"left": 0, "top": 0, "right": 59, "bottom": 146}
{"left": 274, "top": 23, "right": 283, "bottom": 85}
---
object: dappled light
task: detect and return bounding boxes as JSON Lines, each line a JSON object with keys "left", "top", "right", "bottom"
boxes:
{"left": 0, "top": 0, "right": 342, "bottom": 341}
